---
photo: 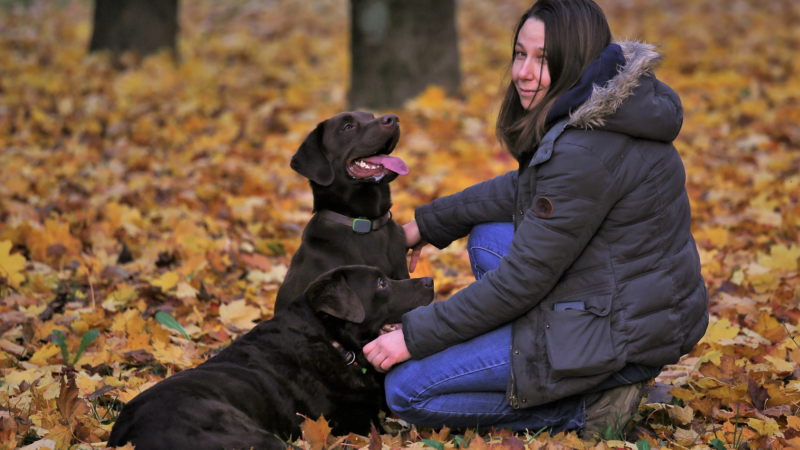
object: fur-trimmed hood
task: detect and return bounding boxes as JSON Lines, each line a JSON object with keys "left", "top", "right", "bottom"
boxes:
{"left": 567, "top": 41, "right": 683, "bottom": 143}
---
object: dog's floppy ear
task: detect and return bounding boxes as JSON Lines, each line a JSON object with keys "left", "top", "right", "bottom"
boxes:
{"left": 290, "top": 122, "right": 334, "bottom": 186}
{"left": 307, "top": 268, "right": 366, "bottom": 323}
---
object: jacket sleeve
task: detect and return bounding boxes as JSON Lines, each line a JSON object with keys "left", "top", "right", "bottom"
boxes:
{"left": 415, "top": 170, "right": 518, "bottom": 250}
{"left": 403, "top": 144, "right": 617, "bottom": 358}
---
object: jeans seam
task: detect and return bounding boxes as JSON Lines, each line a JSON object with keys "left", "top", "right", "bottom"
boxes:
{"left": 469, "top": 246, "right": 503, "bottom": 279}
{"left": 470, "top": 246, "right": 504, "bottom": 259}
{"left": 413, "top": 361, "right": 509, "bottom": 402}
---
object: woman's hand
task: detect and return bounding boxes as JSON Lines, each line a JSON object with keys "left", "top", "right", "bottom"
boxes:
{"left": 402, "top": 221, "right": 428, "bottom": 273}
{"left": 363, "top": 329, "right": 411, "bottom": 373}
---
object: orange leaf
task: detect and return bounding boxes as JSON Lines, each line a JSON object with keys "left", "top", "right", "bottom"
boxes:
{"left": 300, "top": 414, "right": 332, "bottom": 450}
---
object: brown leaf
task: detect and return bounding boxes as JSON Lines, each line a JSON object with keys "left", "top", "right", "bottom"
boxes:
{"left": 748, "top": 375, "right": 771, "bottom": 411}
{"left": 368, "top": 422, "right": 382, "bottom": 450}
{"left": 467, "top": 435, "right": 489, "bottom": 450}
{"left": 430, "top": 425, "right": 450, "bottom": 442}
{"left": 488, "top": 427, "right": 512, "bottom": 439}
{"left": 300, "top": 414, "right": 332, "bottom": 450}
{"left": 56, "top": 373, "right": 90, "bottom": 429}
{"left": 501, "top": 436, "right": 525, "bottom": 450}
{"left": 240, "top": 252, "right": 272, "bottom": 271}
{"left": 0, "top": 412, "right": 18, "bottom": 450}
{"left": 717, "top": 353, "right": 740, "bottom": 382}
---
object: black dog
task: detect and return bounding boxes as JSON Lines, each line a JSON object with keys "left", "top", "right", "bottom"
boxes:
{"left": 274, "top": 112, "right": 410, "bottom": 312}
{"left": 108, "top": 266, "right": 434, "bottom": 450}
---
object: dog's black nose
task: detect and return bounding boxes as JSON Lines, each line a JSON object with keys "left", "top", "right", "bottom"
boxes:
{"left": 381, "top": 114, "right": 399, "bottom": 125}
{"left": 420, "top": 277, "right": 433, "bottom": 288}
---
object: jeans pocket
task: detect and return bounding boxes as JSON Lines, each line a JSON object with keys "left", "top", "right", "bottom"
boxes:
{"left": 544, "top": 295, "right": 617, "bottom": 381}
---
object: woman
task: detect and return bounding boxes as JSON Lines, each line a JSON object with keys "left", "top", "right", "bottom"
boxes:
{"left": 363, "top": 0, "right": 708, "bottom": 436}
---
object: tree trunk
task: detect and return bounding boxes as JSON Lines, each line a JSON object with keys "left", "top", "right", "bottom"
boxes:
{"left": 89, "top": 0, "right": 179, "bottom": 58}
{"left": 350, "top": 0, "right": 461, "bottom": 110}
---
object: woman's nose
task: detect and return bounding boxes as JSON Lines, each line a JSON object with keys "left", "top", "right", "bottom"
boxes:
{"left": 518, "top": 59, "right": 536, "bottom": 80}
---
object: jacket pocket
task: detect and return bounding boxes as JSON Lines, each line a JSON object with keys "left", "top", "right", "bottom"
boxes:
{"left": 544, "top": 294, "right": 616, "bottom": 381}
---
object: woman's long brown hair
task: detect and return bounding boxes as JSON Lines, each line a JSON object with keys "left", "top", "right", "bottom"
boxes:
{"left": 496, "top": 0, "right": 613, "bottom": 159}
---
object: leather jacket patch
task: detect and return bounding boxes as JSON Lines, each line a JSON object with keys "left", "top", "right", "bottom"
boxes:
{"left": 535, "top": 197, "right": 553, "bottom": 218}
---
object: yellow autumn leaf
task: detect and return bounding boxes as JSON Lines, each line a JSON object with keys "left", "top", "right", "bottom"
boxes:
{"left": 75, "top": 372, "right": 103, "bottom": 398}
{"left": 667, "top": 405, "right": 694, "bottom": 425}
{"left": 764, "top": 355, "right": 795, "bottom": 373}
{"left": 697, "top": 350, "right": 722, "bottom": 365}
{"left": 747, "top": 418, "right": 783, "bottom": 437}
{"left": 102, "top": 286, "right": 137, "bottom": 311}
{"left": 152, "top": 340, "right": 192, "bottom": 368}
{"left": 219, "top": 299, "right": 262, "bottom": 331}
{"left": 28, "top": 343, "right": 62, "bottom": 366}
{"left": 697, "top": 226, "right": 729, "bottom": 247}
{"left": 702, "top": 317, "right": 740, "bottom": 344}
{"left": 151, "top": 271, "right": 180, "bottom": 292}
{"left": 0, "top": 240, "right": 26, "bottom": 288}
{"left": 788, "top": 415, "right": 800, "bottom": 430}
{"left": 757, "top": 244, "right": 800, "bottom": 271}
{"left": 117, "top": 381, "right": 157, "bottom": 404}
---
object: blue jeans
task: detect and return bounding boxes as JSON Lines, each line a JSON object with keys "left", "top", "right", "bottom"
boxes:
{"left": 386, "top": 222, "right": 658, "bottom": 432}
{"left": 385, "top": 222, "right": 584, "bottom": 432}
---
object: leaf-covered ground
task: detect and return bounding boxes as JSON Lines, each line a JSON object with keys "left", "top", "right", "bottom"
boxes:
{"left": 1, "top": 0, "right": 799, "bottom": 449}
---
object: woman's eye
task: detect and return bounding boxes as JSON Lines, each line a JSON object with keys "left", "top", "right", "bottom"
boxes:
{"left": 515, "top": 51, "right": 526, "bottom": 58}
{"left": 343, "top": 123, "right": 353, "bottom": 130}
{"left": 378, "top": 279, "right": 386, "bottom": 289}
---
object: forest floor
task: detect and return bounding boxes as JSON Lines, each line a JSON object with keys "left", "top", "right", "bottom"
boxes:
{"left": 1, "top": 0, "right": 800, "bottom": 449}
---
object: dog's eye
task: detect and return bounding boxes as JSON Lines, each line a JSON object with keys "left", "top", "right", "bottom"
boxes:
{"left": 343, "top": 123, "right": 354, "bottom": 131}
{"left": 377, "top": 278, "right": 387, "bottom": 289}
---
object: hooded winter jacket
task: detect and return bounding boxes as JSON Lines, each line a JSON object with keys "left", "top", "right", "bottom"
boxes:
{"left": 401, "top": 41, "right": 709, "bottom": 408}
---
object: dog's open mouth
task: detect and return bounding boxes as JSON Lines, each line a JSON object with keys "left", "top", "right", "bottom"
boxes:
{"left": 380, "top": 323, "right": 402, "bottom": 335}
{"left": 347, "top": 142, "right": 408, "bottom": 181}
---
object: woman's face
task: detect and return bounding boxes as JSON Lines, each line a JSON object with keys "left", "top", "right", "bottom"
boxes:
{"left": 511, "top": 18, "right": 550, "bottom": 110}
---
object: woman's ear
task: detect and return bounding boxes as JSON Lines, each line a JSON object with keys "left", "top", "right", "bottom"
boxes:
{"left": 290, "top": 122, "right": 335, "bottom": 186}
{"left": 307, "top": 268, "right": 366, "bottom": 324}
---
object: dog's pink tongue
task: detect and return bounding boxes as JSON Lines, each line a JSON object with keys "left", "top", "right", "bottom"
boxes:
{"left": 362, "top": 155, "right": 409, "bottom": 175}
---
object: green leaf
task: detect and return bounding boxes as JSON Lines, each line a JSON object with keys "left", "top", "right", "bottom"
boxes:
{"left": 422, "top": 439, "right": 445, "bottom": 450}
{"left": 711, "top": 439, "right": 727, "bottom": 450}
{"left": 73, "top": 329, "right": 99, "bottom": 365}
{"left": 454, "top": 435, "right": 464, "bottom": 449}
{"left": 52, "top": 329, "right": 70, "bottom": 364}
{"left": 155, "top": 311, "right": 191, "bottom": 339}
{"left": 636, "top": 439, "right": 651, "bottom": 450}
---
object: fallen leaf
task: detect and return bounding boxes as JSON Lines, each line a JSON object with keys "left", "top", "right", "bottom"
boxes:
{"left": 300, "top": 414, "right": 332, "bottom": 450}
{"left": 0, "top": 240, "right": 26, "bottom": 288}
{"left": 56, "top": 374, "right": 90, "bottom": 429}
{"left": 151, "top": 271, "right": 180, "bottom": 292}
{"left": 219, "top": 299, "right": 261, "bottom": 330}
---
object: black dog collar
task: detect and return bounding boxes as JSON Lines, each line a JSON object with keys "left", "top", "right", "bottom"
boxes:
{"left": 318, "top": 210, "right": 392, "bottom": 234}
{"left": 330, "top": 341, "right": 357, "bottom": 365}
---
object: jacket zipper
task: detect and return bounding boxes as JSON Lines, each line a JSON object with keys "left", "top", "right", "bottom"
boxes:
{"left": 509, "top": 343, "right": 520, "bottom": 409}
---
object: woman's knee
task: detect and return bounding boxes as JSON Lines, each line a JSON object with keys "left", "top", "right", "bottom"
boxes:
{"left": 384, "top": 369, "right": 420, "bottom": 419}
{"left": 467, "top": 222, "right": 514, "bottom": 279}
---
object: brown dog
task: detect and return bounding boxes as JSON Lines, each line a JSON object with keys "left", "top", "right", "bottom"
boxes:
{"left": 275, "top": 112, "right": 410, "bottom": 312}
{"left": 108, "top": 266, "right": 434, "bottom": 450}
